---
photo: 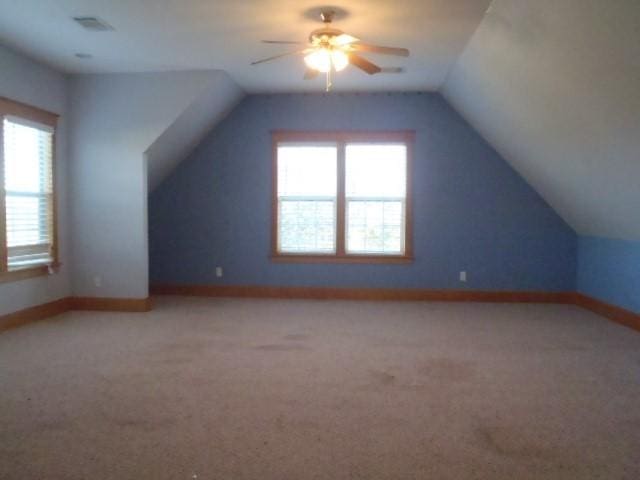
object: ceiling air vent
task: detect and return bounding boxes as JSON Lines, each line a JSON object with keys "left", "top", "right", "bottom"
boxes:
{"left": 72, "top": 16, "right": 114, "bottom": 32}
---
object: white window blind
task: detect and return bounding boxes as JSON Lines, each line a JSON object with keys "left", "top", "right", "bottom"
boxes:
{"left": 277, "top": 144, "right": 337, "bottom": 254}
{"left": 3, "top": 116, "right": 55, "bottom": 268}
{"left": 345, "top": 144, "right": 407, "bottom": 255}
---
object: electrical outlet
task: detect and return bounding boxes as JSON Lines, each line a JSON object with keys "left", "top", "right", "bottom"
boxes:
{"left": 215, "top": 267, "right": 223, "bottom": 278}
{"left": 93, "top": 275, "right": 102, "bottom": 287}
{"left": 459, "top": 271, "right": 467, "bottom": 282}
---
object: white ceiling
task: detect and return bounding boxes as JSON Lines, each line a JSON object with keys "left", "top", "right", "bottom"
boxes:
{"left": 443, "top": 0, "right": 640, "bottom": 240}
{"left": 0, "top": 0, "right": 491, "bottom": 92}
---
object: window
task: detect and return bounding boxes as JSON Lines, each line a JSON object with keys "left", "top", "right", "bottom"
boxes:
{"left": 272, "top": 131, "right": 413, "bottom": 263}
{"left": 277, "top": 143, "right": 337, "bottom": 254}
{"left": 0, "top": 97, "right": 58, "bottom": 281}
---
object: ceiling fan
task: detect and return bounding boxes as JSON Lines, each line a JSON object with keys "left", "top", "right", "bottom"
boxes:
{"left": 251, "top": 10, "right": 410, "bottom": 91}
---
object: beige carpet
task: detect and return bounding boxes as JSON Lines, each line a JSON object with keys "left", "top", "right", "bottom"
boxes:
{"left": 1, "top": 296, "right": 639, "bottom": 479}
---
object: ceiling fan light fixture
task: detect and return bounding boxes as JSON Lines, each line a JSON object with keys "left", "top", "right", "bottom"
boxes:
{"left": 253, "top": 9, "right": 410, "bottom": 90}
{"left": 304, "top": 48, "right": 349, "bottom": 73}
{"left": 304, "top": 49, "right": 331, "bottom": 72}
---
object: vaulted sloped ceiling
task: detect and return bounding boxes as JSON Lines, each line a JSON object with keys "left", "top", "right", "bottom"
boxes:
{"left": 443, "top": 0, "right": 640, "bottom": 240}
{"left": 146, "top": 71, "right": 244, "bottom": 190}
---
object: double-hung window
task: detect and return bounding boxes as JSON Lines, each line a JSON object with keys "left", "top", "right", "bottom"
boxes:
{"left": 0, "top": 97, "right": 58, "bottom": 281}
{"left": 272, "top": 131, "right": 413, "bottom": 262}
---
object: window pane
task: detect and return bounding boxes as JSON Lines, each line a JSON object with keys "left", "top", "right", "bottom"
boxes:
{"left": 278, "top": 144, "right": 337, "bottom": 197}
{"left": 345, "top": 144, "right": 406, "bottom": 198}
{"left": 346, "top": 200, "right": 404, "bottom": 255}
{"left": 5, "top": 194, "right": 50, "bottom": 247}
{"left": 279, "top": 200, "right": 335, "bottom": 253}
{"left": 277, "top": 143, "right": 337, "bottom": 254}
{"left": 3, "top": 117, "right": 54, "bottom": 268}
{"left": 345, "top": 143, "right": 406, "bottom": 255}
{"left": 3, "top": 118, "right": 52, "bottom": 194}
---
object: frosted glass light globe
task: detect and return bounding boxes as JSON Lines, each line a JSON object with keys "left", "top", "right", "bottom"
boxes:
{"left": 304, "top": 49, "right": 331, "bottom": 73}
{"left": 331, "top": 50, "right": 349, "bottom": 71}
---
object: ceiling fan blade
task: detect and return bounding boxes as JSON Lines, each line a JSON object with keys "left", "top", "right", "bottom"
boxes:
{"left": 352, "top": 44, "right": 410, "bottom": 57}
{"left": 380, "top": 67, "right": 404, "bottom": 73}
{"left": 349, "top": 53, "right": 382, "bottom": 75}
{"left": 333, "top": 33, "right": 359, "bottom": 46}
{"left": 304, "top": 69, "right": 319, "bottom": 80}
{"left": 262, "top": 40, "right": 307, "bottom": 45}
{"left": 251, "top": 49, "right": 308, "bottom": 65}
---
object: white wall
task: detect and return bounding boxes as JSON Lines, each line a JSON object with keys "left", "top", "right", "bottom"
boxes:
{"left": 68, "top": 71, "right": 242, "bottom": 299}
{"left": 0, "top": 46, "right": 71, "bottom": 315}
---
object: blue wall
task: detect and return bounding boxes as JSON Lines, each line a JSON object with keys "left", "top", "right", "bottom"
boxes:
{"left": 577, "top": 236, "right": 640, "bottom": 314}
{"left": 149, "top": 93, "right": 576, "bottom": 291}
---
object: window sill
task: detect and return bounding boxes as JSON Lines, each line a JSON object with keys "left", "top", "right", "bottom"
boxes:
{"left": 0, "top": 263, "right": 59, "bottom": 284}
{"left": 270, "top": 254, "right": 413, "bottom": 264}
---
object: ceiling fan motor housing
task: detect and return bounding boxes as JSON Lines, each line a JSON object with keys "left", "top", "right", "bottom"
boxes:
{"left": 320, "top": 10, "right": 335, "bottom": 23}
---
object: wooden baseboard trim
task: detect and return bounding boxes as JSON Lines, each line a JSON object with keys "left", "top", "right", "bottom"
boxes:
{"left": 0, "top": 296, "right": 152, "bottom": 333}
{"left": 4, "top": 289, "right": 637, "bottom": 334}
{"left": 150, "top": 284, "right": 574, "bottom": 304}
{"left": 0, "top": 297, "right": 71, "bottom": 332}
{"left": 572, "top": 293, "right": 640, "bottom": 332}
{"left": 69, "top": 296, "right": 152, "bottom": 312}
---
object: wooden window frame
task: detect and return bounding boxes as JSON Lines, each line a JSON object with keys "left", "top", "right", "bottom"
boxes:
{"left": 0, "top": 97, "right": 59, "bottom": 283}
{"left": 271, "top": 130, "right": 414, "bottom": 264}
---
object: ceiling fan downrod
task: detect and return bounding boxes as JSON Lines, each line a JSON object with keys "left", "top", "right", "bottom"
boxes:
{"left": 320, "top": 10, "right": 335, "bottom": 24}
